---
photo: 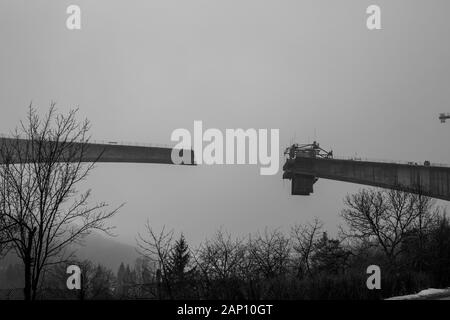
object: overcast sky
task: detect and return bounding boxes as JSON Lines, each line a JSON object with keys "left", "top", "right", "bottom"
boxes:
{"left": 1, "top": 0, "right": 450, "bottom": 246}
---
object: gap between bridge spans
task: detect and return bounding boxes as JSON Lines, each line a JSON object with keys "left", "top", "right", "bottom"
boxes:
{"left": 170, "top": 121, "right": 280, "bottom": 176}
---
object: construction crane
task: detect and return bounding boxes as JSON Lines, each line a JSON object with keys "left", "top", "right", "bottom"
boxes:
{"left": 439, "top": 113, "right": 450, "bottom": 123}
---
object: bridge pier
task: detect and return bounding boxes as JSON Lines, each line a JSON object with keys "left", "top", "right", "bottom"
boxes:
{"left": 291, "top": 174, "right": 317, "bottom": 195}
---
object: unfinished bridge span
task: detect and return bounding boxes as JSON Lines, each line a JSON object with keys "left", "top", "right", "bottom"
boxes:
{"left": 283, "top": 142, "right": 450, "bottom": 201}
{"left": 0, "top": 137, "right": 194, "bottom": 166}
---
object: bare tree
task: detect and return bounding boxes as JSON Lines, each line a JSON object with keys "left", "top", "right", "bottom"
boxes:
{"left": 340, "top": 188, "right": 438, "bottom": 265}
{"left": 248, "top": 228, "right": 291, "bottom": 279}
{"left": 0, "top": 222, "right": 10, "bottom": 258}
{"left": 0, "top": 104, "right": 120, "bottom": 300}
{"left": 291, "top": 219, "right": 323, "bottom": 277}
{"left": 191, "top": 229, "right": 247, "bottom": 299}
{"left": 136, "top": 221, "right": 175, "bottom": 299}
{"left": 131, "top": 257, "right": 155, "bottom": 299}
{"left": 196, "top": 229, "right": 247, "bottom": 281}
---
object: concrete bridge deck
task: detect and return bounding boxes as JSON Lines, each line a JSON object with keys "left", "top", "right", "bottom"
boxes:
{"left": 283, "top": 157, "right": 450, "bottom": 201}
{"left": 0, "top": 137, "right": 194, "bottom": 165}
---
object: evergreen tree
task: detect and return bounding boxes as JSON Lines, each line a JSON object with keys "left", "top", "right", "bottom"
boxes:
{"left": 312, "top": 232, "right": 350, "bottom": 275}
{"left": 116, "top": 262, "right": 126, "bottom": 296}
{"left": 169, "top": 234, "right": 191, "bottom": 281}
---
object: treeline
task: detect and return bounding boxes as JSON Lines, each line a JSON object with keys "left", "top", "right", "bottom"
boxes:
{"left": 130, "top": 188, "right": 450, "bottom": 300}
{"left": 2, "top": 188, "right": 450, "bottom": 300}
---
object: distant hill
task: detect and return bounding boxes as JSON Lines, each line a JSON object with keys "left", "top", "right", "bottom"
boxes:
{"left": 74, "top": 232, "right": 139, "bottom": 272}
{"left": 0, "top": 232, "right": 139, "bottom": 273}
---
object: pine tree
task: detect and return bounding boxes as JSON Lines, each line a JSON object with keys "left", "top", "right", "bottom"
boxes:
{"left": 117, "top": 263, "right": 125, "bottom": 282}
{"left": 169, "top": 234, "right": 191, "bottom": 282}
{"left": 312, "top": 232, "right": 350, "bottom": 275}
{"left": 116, "top": 262, "right": 126, "bottom": 296}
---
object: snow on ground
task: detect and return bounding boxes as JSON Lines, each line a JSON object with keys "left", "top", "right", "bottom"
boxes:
{"left": 386, "top": 288, "right": 450, "bottom": 300}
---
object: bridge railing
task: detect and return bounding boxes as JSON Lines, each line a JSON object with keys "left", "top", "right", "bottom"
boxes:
{"left": 329, "top": 155, "right": 450, "bottom": 168}
{"left": 87, "top": 139, "right": 174, "bottom": 149}
{"left": 286, "top": 152, "right": 450, "bottom": 168}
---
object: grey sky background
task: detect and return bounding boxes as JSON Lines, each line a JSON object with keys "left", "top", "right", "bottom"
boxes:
{"left": 1, "top": 0, "right": 450, "bottom": 246}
